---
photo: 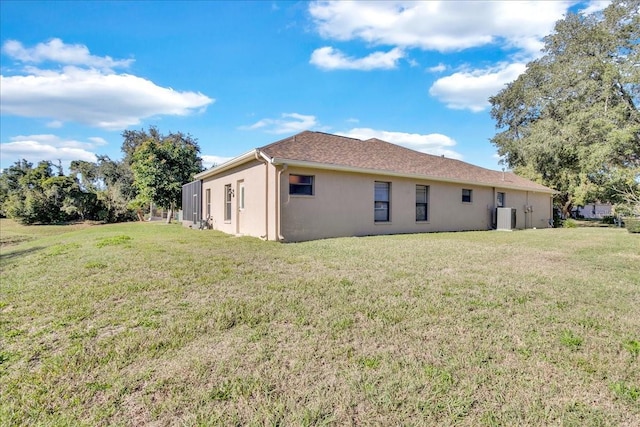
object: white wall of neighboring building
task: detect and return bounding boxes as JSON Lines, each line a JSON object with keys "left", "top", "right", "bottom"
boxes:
{"left": 576, "top": 203, "right": 612, "bottom": 219}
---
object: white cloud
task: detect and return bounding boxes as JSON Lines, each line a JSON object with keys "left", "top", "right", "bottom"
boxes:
{"left": 428, "top": 63, "right": 447, "bottom": 73}
{"left": 241, "top": 113, "right": 318, "bottom": 134}
{"left": 0, "top": 39, "right": 214, "bottom": 130}
{"left": 338, "top": 127, "right": 462, "bottom": 159}
{"left": 0, "top": 134, "right": 105, "bottom": 168}
{"left": 580, "top": 0, "right": 611, "bottom": 15}
{"left": 88, "top": 137, "right": 108, "bottom": 145}
{"left": 201, "top": 155, "right": 234, "bottom": 169}
{"left": 428, "top": 62, "right": 527, "bottom": 112}
{"left": 1, "top": 67, "right": 213, "bottom": 130}
{"left": 310, "top": 46, "right": 404, "bottom": 70}
{"left": 2, "top": 38, "right": 133, "bottom": 71}
{"left": 307, "top": 1, "right": 570, "bottom": 109}
{"left": 46, "top": 120, "right": 64, "bottom": 128}
{"left": 309, "top": 1, "right": 570, "bottom": 55}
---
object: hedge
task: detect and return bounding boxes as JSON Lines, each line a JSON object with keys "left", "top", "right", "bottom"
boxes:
{"left": 625, "top": 218, "right": 640, "bottom": 233}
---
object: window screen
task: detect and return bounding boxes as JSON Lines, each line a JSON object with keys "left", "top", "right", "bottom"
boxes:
{"left": 289, "top": 174, "right": 314, "bottom": 195}
{"left": 462, "top": 188, "right": 472, "bottom": 203}
{"left": 416, "top": 185, "right": 429, "bottom": 221}
{"left": 375, "top": 181, "right": 390, "bottom": 222}
{"left": 224, "top": 184, "right": 232, "bottom": 221}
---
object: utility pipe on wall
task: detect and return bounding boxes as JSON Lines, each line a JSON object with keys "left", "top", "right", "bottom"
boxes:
{"left": 275, "top": 163, "right": 288, "bottom": 241}
{"left": 255, "top": 150, "right": 269, "bottom": 240}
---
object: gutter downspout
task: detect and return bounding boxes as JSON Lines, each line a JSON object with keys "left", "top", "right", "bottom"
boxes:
{"left": 275, "top": 163, "right": 288, "bottom": 241}
{"left": 255, "top": 150, "right": 269, "bottom": 240}
{"left": 492, "top": 187, "right": 496, "bottom": 230}
{"left": 524, "top": 191, "right": 529, "bottom": 230}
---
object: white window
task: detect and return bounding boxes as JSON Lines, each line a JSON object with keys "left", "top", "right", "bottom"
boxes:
{"left": 375, "top": 181, "right": 390, "bottom": 222}
{"left": 416, "top": 185, "right": 429, "bottom": 221}
{"left": 205, "top": 189, "right": 211, "bottom": 218}
{"left": 239, "top": 183, "right": 245, "bottom": 210}
{"left": 224, "top": 184, "right": 232, "bottom": 221}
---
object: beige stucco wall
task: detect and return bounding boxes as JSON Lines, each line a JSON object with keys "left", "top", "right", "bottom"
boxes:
{"left": 201, "top": 159, "right": 272, "bottom": 239}
{"left": 499, "top": 190, "right": 553, "bottom": 229}
{"left": 196, "top": 162, "right": 553, "bottom": 242}
{"left": 279, "top": 167, "right": 553, "bottom": 241}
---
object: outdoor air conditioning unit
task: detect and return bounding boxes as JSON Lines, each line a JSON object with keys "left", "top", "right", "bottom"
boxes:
{"left": 497, "top": 207, "right": 517, "bottom": 230}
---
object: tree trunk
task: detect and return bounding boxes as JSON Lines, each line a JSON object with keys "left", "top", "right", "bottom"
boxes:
{"left": 561, "top": 198, "right": 573, "bottom": 219}
{"left": 166, "top": 204, "right": 173, "bottom": 224}
{"left": 554, "top": 193, "right": 573, "bottom": 219}
{"left": 136, "top": 209, "right": 145, "bottom": 222}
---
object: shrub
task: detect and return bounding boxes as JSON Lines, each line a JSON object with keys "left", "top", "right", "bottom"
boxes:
{"left": 625, "top": 218, "right": 640, "bottom": 234}
{"left": 601, "top": 215, "right": 616, "bottom": 225}
{"left": 563, "top": 219, "right": 577, "bottom": 228}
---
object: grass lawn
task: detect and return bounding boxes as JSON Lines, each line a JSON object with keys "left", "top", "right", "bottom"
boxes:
{"left": 1, "top": 218, "right": 639, "bottom": 426}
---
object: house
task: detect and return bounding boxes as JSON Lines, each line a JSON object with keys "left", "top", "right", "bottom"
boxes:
{"left": 182, "top": 131, "right": 554, "bottom": 241}
{"left": 574, "top": 203, "right": 612, "bottom": 219}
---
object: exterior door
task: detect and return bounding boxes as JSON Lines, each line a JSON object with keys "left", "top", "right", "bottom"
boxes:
{"left": 236, "top": 181, "right": 245, "bottom": 234}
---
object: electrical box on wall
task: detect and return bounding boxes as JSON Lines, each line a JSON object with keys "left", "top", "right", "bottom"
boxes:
{"left": 497, "top": 207, "right": 517, "bottom": 230}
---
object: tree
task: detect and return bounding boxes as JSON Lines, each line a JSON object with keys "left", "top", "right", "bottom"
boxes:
{"left": 0, "top": 159, "right": 32, "bottom": 217}
{"left": 489, "top": 0, "right": 640, "bottom": 217}
{"left": 69, "top": 156, "right": 137, "bottom": 223}
{"left": 130, "top": 128, "right": 203, "bottom": 223}
{"left": 1, "top": 160, "right": 84, "bottom": 224}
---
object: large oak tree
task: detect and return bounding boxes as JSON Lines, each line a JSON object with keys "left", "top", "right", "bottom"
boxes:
{"left": 490, "top": 0, "right": 639, "bottom": 217}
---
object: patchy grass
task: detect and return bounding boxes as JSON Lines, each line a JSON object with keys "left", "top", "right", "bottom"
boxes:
{"left": 95, "top": 235, "right": 132, "bottom": 248}
{"left": 1, "top": 218, "right": 639, "bottom": 425}
{"left": 0, "top": 219, "right": 96, "bottom": 242}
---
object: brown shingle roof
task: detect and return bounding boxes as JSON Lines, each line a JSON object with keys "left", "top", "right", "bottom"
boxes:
{"left": 259, "top": 131, "right": 553, "bottom": 192}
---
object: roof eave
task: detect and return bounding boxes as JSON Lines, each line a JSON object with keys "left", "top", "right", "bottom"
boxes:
{"left": 195, "top": 149, "right": 259, "bottom": 180}
{"left": 268, "top": 157, "right": 555, "bottom": 194}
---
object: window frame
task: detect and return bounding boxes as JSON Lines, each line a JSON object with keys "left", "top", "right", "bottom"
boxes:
{"left": 224, "top": 184, "right": 232, "bottom": 222}
{"left": 497, "top": 192, "right": 505, "bottom": 208}
{"left": 205, "top": 189, "right": 211, "bottom": 218}
{"left": 289, "top": 174, "right": 314, "bottom": 196}
{"left": 416, "top": 185, "right": 429, "bottom": 222}
{"left": 374, "top": 181, "right": 391, "bottom": 222}
{"left": 239, "top": 182, "right": 245, "bottom": 210}
{"left": 462, "top": 188, "right": 473, "bottom": 203}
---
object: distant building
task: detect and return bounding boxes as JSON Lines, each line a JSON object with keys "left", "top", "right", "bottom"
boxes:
{"left": 575, "top": 203, "right": 612, "bottom": 219}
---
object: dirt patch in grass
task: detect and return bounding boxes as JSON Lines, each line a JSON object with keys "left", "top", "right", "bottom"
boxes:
{"left": 0, "top": 234, "right": 34, "bottom": 248}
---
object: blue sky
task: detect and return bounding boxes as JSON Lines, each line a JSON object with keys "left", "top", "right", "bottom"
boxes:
{"left": 0, "top": 0, "right": 609, "bottom": 172}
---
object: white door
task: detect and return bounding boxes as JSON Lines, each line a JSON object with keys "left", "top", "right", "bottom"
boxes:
{"left": 236, "top": 181, "right": 245, "bottom": 234}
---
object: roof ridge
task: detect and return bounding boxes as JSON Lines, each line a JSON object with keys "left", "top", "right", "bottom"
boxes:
{"left": 316, "top": 131, "right": 363, "bottom": 142}
{"left": 258, "top": 130, "right": 365, "bottom": 153}
{"left": 255, "top": 130, "right": 552, "bottom": 192}
{"left": 362, "top": 137, "right": 502, "bottom": 173}
{"left": 257, "top": 130, "right": 309, "bottom": 152}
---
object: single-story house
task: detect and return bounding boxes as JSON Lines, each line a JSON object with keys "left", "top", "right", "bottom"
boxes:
{"left": 574, "top": 203, "right": 612, "bottom": 219}
{"left": 182, "top": 131, "right": 555, "bottom": 241}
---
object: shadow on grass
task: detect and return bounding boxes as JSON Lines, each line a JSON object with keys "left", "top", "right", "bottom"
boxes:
{"left": 0, "top": 246, "right": 45, "bottom": 263}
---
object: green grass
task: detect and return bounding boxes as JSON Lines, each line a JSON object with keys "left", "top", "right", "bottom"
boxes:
{"left": 1, "top": 218, "right": 639, "bottom": 426}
